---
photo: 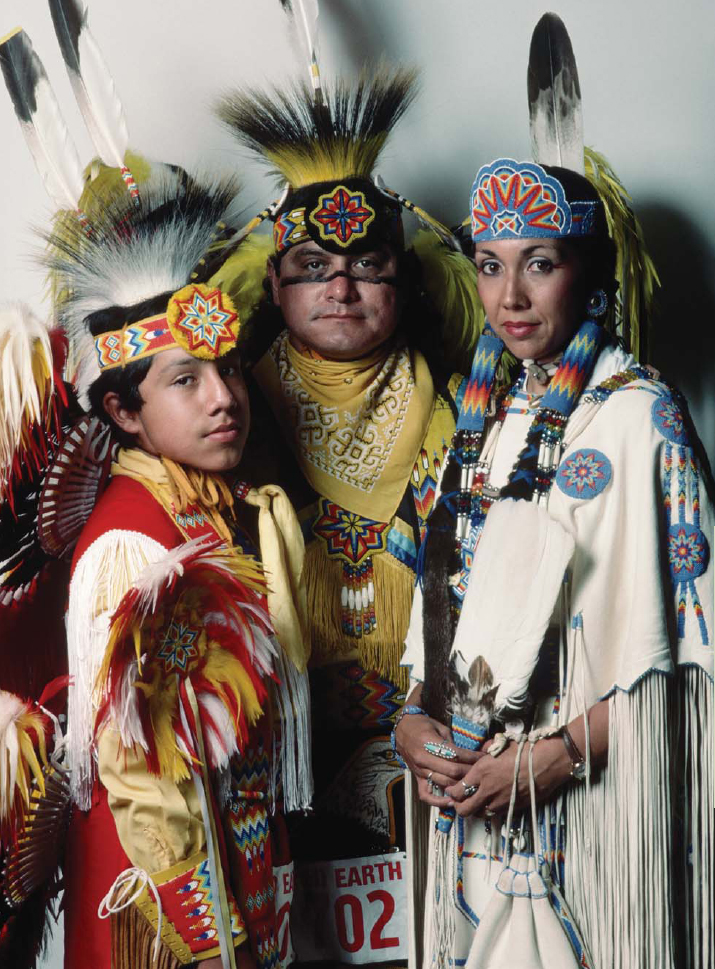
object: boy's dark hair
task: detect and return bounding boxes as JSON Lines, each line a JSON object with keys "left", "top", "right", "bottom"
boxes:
{"left": 86, "top": 291, "right": 171, "bottom": 446}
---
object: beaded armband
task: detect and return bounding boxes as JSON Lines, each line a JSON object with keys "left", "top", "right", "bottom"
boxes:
{"left": 390, "top": 704, "right": 427, "bottom": 769}
{"left": 133, "top": 851, "right": 247, "bottom": 963}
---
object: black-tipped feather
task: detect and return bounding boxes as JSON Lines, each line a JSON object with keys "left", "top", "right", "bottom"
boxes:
{"left": 527, "top": 12, "right": 584, "bottom": 174}
{"left": 0, "top": 28, "right": 39, "bottom": 122}
{"left": 47, "top": 0, "right": 85, "bottom": 77}
{"left": 0, "top": 28, "right": 85, "bottom": 209}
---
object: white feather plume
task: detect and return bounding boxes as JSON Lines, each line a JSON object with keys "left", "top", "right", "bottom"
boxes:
{"left": 0, "top": 28, "right": 85, "bottom": 210}
{"left": 0, "top": 691, "right": 25, "bottom": 820}
{"left": 48, "top": 0, "right": 130, "bottom": 168}
{"left": 0, "top": 302, "right": 54, "bottom": 477}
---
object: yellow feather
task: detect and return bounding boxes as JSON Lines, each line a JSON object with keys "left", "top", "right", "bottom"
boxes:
{"left": 210, "top": 233, "right": 274, "bottom": 328}
{"left": 584, "top": 147, "right": 659, "bottom": 360}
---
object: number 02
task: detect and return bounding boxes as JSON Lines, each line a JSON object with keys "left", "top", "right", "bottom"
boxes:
{"left": 334, "top": 890, "right": 400, "bottom": 953}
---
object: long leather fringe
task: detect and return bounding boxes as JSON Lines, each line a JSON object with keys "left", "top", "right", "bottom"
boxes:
{"left": 110, "top": 906, "right": 180, "bottom": 969}
{"left": 563, "top": 673, "right": 676, "bottom": 969}
{"left": 304, "top": 540, "right": 412, "bottom": 690}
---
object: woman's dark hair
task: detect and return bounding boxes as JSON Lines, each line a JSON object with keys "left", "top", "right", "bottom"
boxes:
{"left": 86, "top": 291, "right": 172, "bottom": 446}
{"left": 543, "top": 165, "right": 618, "bottom": 303}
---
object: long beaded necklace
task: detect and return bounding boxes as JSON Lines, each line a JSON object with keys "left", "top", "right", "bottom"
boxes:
{"left": 441, "top": 318, "right": 605, "bottom": 612}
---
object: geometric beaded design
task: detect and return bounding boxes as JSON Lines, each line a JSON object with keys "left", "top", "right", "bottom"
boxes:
{"left": 309, "top": 185, "right": 376, "bottom": 248}
{"left": 556, "top": 448, "right": 612, "bottom": 499}
{"left": 471, "top": 159, "right": 597, "bottom": 242}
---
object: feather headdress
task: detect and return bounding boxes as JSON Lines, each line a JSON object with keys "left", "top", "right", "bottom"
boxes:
{"left": 525, "top": 12, "right": 657, "bottom": 357}
{"left": 217, "top": 66, "right": 417, "bottom": 189}
{"left": 45, "top": 170, "right": 243, "bottom": 405}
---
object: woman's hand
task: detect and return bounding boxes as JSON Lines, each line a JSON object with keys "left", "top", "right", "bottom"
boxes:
{"left": 445, "top": 700, "right": 609, "bottom": 818}
{"left": 395, "top": 702, "right": 483, "bottom": 807}
{"left": 445, "top": 733, "right": 571, "bottom": 817}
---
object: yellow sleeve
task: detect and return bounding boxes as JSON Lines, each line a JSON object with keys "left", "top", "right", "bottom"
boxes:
{"left": 98, "top": 728, "right": 248, "bottom": 963}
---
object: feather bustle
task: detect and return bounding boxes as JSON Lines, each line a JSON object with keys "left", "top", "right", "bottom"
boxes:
{"left": 94, "top": 542, "right": 276, "bottom": 783}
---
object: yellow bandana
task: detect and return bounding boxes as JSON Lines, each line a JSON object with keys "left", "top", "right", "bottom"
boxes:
{"left": 253, "top": 332, "right": 436, "bottom": 523}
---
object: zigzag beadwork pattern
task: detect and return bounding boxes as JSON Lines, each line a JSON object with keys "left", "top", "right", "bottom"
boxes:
{"left": 457, "top": 329, "right": 504, "bottom": 432}
{"left": 230, "top": 806, "right": 270, "bottom": 873}
{"left": 542, "top": 321, "right": 602, "bottom": 415}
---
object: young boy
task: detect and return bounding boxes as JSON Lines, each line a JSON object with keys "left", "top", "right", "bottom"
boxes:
{"left": 50, "top": 172, "right": 310, "bottom": 969}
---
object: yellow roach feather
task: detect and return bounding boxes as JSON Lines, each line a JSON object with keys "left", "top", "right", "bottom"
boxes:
{"left": 217, "top": 67, "right": 418, "bottom": 189}
{"left": 263, "top": 134, "right": 387, "bottom": 189}
{"left": 210, "top": 233, "right": 274, "bottom": 327}
{"left": 584, "top": 147, "right": 659, "bottom": 360}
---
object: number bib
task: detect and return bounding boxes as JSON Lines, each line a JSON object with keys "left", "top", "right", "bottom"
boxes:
{"left": 290, "top": 853, "right": 408, "bottom": 963}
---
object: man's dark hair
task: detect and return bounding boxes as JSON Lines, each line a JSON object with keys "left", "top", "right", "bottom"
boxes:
{"left": 86, "top": 291, "right": 171, "bottom": 446}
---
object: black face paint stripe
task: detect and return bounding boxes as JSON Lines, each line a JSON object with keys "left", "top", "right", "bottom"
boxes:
{"left": 279, "top": 270, "right": 401, "bottom": 288}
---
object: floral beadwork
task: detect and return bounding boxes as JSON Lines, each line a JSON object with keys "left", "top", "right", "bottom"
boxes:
{"left": 652, "top": 395, "right": 688, "bottom": 445}
{"left": 556, "top": 448, "right": 612, "bottom": 499}
{"left": 668, "top": 523, "right": 709, "bottom": 581}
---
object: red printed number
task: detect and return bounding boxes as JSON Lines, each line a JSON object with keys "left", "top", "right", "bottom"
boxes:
{"left": 335, "top": 895, "right": 365, "bottom": 952}
{"left": 367, "top": 890, "right": 399, "bottom": 949}
{"left": 335, "top": 891, "right": 400, "bottom": 954}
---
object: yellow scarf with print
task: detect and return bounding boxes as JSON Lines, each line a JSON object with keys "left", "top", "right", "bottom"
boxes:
{"left": 112, "top": 448, "right": 309, "bottom": 671}
{"left": 253, "top": 332, "right": 436, "bottom": 524}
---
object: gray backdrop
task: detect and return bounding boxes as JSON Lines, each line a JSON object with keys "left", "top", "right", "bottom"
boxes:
{"left": 0, "top": 1, "right": 711, "bottom": 965}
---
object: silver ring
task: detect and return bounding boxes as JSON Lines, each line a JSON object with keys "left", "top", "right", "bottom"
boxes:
{"left": 427, "top": 771, "right": 434, "bottom": 782}
{"left": 484, "top": 808, "right": 495, "bottom": 818}
{"left": 462, "top": 784, "right": 478, "bottom": 798}
{"left": 424, "top": 741, "right": 458, "bottom": 761}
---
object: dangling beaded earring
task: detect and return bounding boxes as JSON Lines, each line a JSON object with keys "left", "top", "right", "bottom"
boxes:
{"left": 587, "top": 288, "right": 608, "bottom": 319}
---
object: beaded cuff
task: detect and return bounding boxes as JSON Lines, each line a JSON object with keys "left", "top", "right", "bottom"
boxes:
{"left": 133, "top": 851, "right": 247, "bottom": 964}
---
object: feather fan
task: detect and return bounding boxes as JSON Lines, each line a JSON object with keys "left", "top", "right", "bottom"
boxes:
{"left": 0, "top": 28, "right": 85, "bottom": 210}
{"left": 216, "top": 65, "right": 418, "bottom": 188}
{"left": 94, "top": 538, "right": 277, "bottom": 782}
{"left": 527, "top": 12, "right": 584, "bottom": 174}
{"left": 47, "top": 0, "right": 129, "bottom": 168}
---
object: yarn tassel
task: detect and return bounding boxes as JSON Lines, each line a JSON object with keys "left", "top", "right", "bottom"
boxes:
{"left": 271, "top": 649, "right": 313, "bottom": 813}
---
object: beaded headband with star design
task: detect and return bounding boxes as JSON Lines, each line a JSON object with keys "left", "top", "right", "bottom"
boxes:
{"left": 471, "top": 159, "right": 598, "bottom": 243}
{"left": 93, "top": 284, "right": 241, "bottom": 372}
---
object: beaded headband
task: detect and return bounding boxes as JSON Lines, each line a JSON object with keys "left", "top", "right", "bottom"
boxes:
{"left": 471, "top": 159, "right": 597, "bottom": 243}
{"left": 272, "top": 179, "right": 403, "bottom": 256}
{"left": 94, "top": 284, "right": 241, "bottom": 371}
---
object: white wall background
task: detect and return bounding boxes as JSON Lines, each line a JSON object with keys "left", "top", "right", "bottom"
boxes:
{"left": 0, "top": 1, "right": 711, "bottom": 964}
